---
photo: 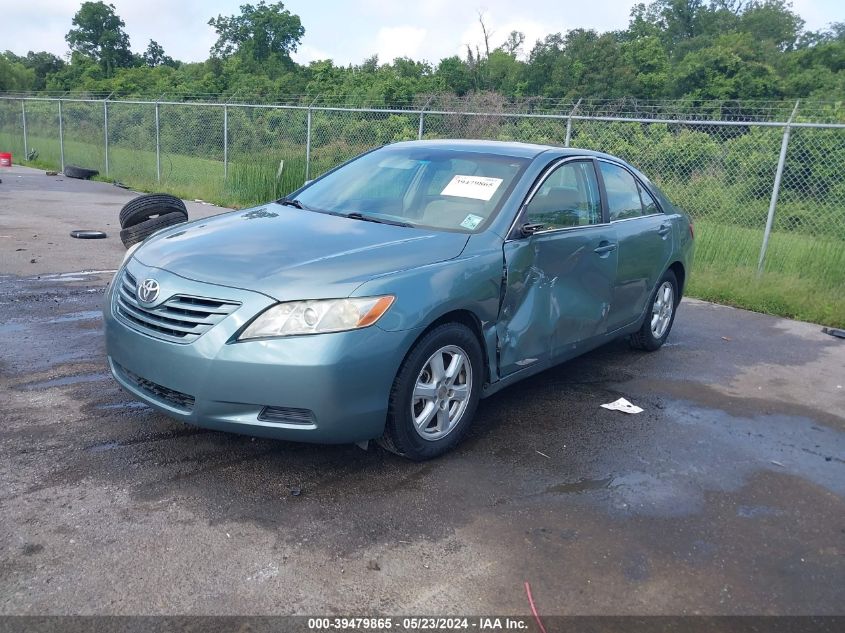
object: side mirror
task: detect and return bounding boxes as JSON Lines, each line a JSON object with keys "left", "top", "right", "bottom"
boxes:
{"left": 520, "top": 222, "right": 545, "bottom": 237}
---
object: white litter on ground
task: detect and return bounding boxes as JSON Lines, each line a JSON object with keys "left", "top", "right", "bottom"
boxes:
{"left": 600, "top": 397, "right": 644, "bottom": 414}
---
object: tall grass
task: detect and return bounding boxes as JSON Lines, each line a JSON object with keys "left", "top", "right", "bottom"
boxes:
{"left": 690, "top": 220, "right": 845, "bottom": 327}
{"left": 1, "top": 130, "right": 842, "bottom": 327}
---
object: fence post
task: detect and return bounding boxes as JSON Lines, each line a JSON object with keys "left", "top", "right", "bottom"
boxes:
{"left": 155, "top": 100, "right": 161, "bottom": 184}
{"left": 305, "top": 108, "right": 312, "bottom": 182}
{"left": 58, "top": 99, "right": 65, "bottom": 173}
{"left": 564, "top": 98, "right": 581, "bottom": 147}
{"left": 757, "top": 100, "right": 799, "bottom": 274}
{"left": 103, "top": 99, "right": 109, "bottom": 177}
{"left": 21, "top": 100, "right": 28, "bottom": 159}
{"left": 223, "top": 104, "right": 228, "bottom": 181}
{"left": 417, "top": 95, "right": 434, "bottom": 141}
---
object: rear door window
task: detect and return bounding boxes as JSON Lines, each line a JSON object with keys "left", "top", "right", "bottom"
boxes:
{"left": 599, "top": 162, "right": 644, "bottom": 221}
{"left": 638, "top": 182, "right": 660, "bottom": 214}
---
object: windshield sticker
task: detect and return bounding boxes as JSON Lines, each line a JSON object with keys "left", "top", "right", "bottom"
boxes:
{"left": 460, "top": 214, "right": 484, "bottom": 230}
{"left": 441, "top": 175, "right": 503, "bottom": 201}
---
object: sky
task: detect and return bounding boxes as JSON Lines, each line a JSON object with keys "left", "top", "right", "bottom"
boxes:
{"left": 2, "top": 0, "right": 843, "bottom": 66}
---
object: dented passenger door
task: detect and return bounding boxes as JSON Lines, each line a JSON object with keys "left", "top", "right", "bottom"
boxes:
{"left": 497, "top": 159, "right": 618, "bottom": 378}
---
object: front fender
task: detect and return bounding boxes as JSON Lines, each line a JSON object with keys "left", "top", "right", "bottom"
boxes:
{"left": 352, "top": 238, "right": 505, "bottom": 385}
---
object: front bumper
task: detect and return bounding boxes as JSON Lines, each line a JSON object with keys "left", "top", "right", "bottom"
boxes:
{"left": 103, "top": 260, "right": 416, "bottom": 443}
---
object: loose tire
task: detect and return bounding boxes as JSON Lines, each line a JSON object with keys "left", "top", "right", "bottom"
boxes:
{"left": 119, "top": 211, "right": 186, "bottom": 248}
{"left": 379, "top": 323, "right": 483, "bottom": 460}
{"left": 64, "top": 165, "right": 99, "bottom": 180}
{"left": 119, "top": 194, "right": 187, "bottom": 229}
{"left": 630, "top": 269, "right": 679, "bottom": 351}
{"left": 70, "top": 230, "right": 107, "bottom": 239}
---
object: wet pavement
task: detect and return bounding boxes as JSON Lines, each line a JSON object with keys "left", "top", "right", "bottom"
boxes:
{"left": 1, "top": 269, "right": 843, "bottom": 615}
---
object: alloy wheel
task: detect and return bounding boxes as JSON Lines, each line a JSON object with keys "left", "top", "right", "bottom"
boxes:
{"left": 651, "top": 281, "right": 674, "bottom": 339}
{"left": 411, "top": 345, "right": 472, "bottom": 441}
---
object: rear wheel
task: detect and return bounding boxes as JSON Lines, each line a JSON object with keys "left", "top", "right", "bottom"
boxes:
{"left": 630, "top": 269, "right": 678, "bottom": 351}
{"left": 379, "top": 323, "right": 482, "bottom": 460}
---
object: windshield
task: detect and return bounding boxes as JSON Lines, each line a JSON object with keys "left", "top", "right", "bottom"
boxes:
{"left": 292, "top": 146, "right": 529, "bottom": 232}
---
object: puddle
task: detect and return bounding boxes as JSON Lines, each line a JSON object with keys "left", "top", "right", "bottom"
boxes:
{"left": 547, "top": 476, "right": 614, "bottom": 494}
{"left": 22, "top": 372, "right": 110, "bottom": 390}
{"left": 46, "top": 310, "right": 101, "bottom": 324}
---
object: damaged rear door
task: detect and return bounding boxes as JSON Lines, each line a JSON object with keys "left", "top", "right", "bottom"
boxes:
{"left": 497, "top": 158, "right": 617, "bottom": 378}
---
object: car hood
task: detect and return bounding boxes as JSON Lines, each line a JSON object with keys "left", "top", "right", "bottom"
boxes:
{"left": 134, "top": 203, "right": 470, "bottom": 301}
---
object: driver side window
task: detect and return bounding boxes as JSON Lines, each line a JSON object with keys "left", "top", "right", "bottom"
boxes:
{"left": 525, "top": 160, "right": 601, "bottom": 229}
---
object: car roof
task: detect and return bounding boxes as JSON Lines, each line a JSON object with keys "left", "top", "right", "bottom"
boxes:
{"left": 387, "top": 138, "right": 621, "bottom": 162}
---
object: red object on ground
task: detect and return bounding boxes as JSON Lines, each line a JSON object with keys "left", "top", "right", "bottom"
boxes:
{"left": 523, "top": 582, "right": 547, "bottom": 633}
{"left": 0, "top": 152, "right": 11, "bottom": 167}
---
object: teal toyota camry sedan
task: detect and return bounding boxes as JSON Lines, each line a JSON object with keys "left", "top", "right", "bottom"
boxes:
{"left": 104, "top": 140, "right": 694, "bottom": 460}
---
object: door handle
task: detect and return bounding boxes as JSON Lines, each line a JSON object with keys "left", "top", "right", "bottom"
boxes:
{"left": 594, "top": 242, "right": 618, "bottom": 255}
{"left": 657, "top": 223, "right": 671, "bottom": 236}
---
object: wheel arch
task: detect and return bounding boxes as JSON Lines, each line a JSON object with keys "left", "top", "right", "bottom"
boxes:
{"left": 667, "top": 260, "right": 686, "bottom": 298}
{"left": 405, "top": 309, "right": 491, "bottom": 385}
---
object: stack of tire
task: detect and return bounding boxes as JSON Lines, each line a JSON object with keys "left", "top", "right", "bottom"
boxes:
{"left": 119, "top": 194, "right": 188, "bottom": 248}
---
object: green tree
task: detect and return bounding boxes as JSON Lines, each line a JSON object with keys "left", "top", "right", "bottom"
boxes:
{"left": 486, "top": 50, "right": 525, "bottom": 97}
{"left": 622, "top": 35, "right": 670, "bottom": 97}
{"left": 65, "top": 1, "right": 133, "bottom": 76}
{"left": 435, "top": 56, "right": 473, "bottom": 95}
{"left": 143, "top": 40, "right": 175, "bottom": 68}
{"left": 8, "top": 0, "right": 843, "bottom": 108}
{"left": 739, "top": 0, "right": 804, "bottom": 51}
{"left": 208, "top": 1, "right": 304, "bottom": 63}
{"left": 672, "top": 32, "right": 781, "bottom": 98}
{"left": 525, "top": 34, "right": 565, "bottom": 95}
{"left": 0, "top": 53, "right": 35, "bottom": 91}
{"left": 7, "top": 51, "right": 66, "bottom": 90}
{"left": 501, "top": 31, "right": 526, "bottom": 56}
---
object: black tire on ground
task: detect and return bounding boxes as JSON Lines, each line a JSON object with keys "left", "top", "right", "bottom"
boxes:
{"left": 119, "top": 211, "right": 186, "bottom": 248}
{"left": 119, "top": 193, "right": 187, "bottom": 229}
{"left": 378, "top": 322, "right": 483, "bottom": 461}
{"left": 70, "top": 230, "right": 107, "bottom": 239}
{"left": 64, "top": 165, "right": 99, "bottom": 180}
{"left": 629, "top": 269, "right": 679, "bottom": 352}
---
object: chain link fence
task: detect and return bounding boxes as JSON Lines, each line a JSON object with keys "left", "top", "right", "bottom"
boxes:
{"left": 1, "top": 95, "right": 843, "bottom": 274}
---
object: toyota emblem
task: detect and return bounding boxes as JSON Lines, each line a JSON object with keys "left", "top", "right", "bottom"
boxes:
{"left": 137, "top": 278, "right": 160, "bottom": 303}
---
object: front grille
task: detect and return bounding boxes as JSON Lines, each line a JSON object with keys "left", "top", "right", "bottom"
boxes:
{"left": 114, "top": 269, "right": 240, "bottom": 344}
{"left": 258, "top": 406, "right": 316, "bottom": 426}
{"left": 114, "top": 362, "right": 195, "bottom": 412}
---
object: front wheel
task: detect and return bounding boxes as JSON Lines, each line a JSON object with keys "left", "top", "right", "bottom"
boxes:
{"left": 379, "top": 323, "right": 483, "bottom": 460}
{"left": 630, "top": 269, "right": 679, "bottom": 351}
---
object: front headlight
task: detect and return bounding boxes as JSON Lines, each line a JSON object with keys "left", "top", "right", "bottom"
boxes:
{"left": 237, "top": 295, "right": 395, "bottom": 340}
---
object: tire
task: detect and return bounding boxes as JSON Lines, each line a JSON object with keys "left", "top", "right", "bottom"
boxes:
{"left": 119, "top": 194, "right": 187, "bottom": 229}
{"left": 64, "top": 165, "right": 99, "bottom": 180}
{"left": 119, "top": 211, "right": 186, "bottom": 248}
{"left": 630, "top": 269, "right": 679, "bottom": 352}
{"left": 379, "top": 323, "right": 483, "bottom": 461}
{"left": 70, "top": 230, "right": 107, "bottom": 239}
